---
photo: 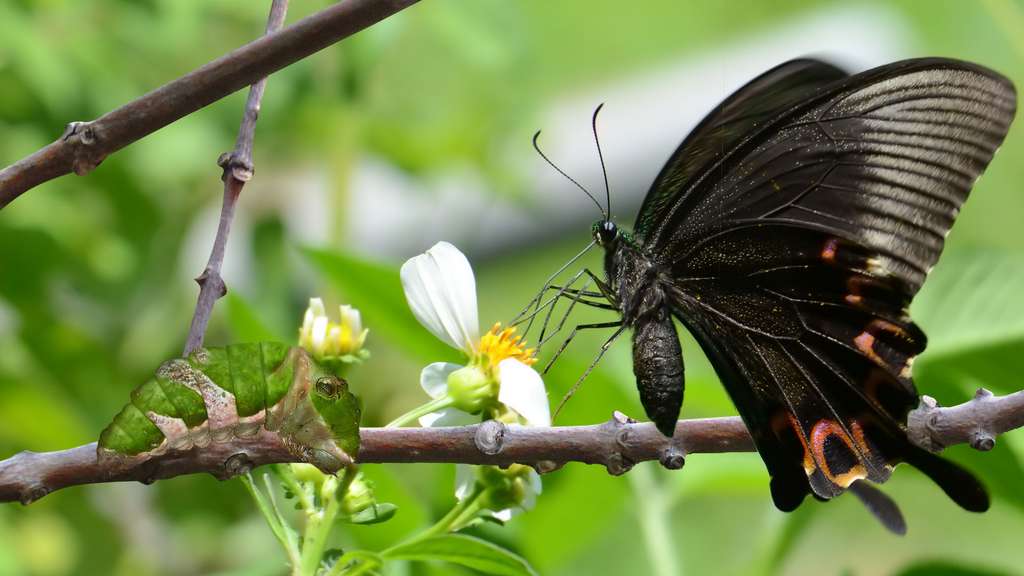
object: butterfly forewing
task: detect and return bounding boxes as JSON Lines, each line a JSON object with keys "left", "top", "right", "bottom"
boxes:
{"left": 634, "top": 59, "right": 849, "bottom": 243}
{"left": 642, "top": 59, "right": 1015, "bottom": 510}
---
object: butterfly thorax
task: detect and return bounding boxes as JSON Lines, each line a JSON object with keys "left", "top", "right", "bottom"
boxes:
{"left": 600, "top": 227, "right": 670, "bottom": 326}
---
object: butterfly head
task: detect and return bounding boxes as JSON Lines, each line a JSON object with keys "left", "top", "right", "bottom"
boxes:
{"left": 592, "top": 219, "right": 618, "bottom": 247}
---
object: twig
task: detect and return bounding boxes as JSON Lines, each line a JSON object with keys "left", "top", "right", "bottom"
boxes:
{"left": 0, "top": 0, "right": 420, "bottom": 208}
{"left": 182, "top": 0, "right": 289, "bottom": 356}
{"left": 2, "top": 389, "right": 1022, "bottom": 504}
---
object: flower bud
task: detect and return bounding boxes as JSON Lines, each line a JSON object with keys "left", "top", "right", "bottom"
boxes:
{"left": 298, "top": 298, "right": 369, "bottom": 362}
{"left": 478, "top": 464, "right": 532, "bottom": 512}
{"left": 290, "top": 463, "right": 327, "bottom": 489}
{"left": 446, "top": 365, "right": 497, "bottom": 414}
{"left": 342, "top": 474, "right": 376, "bottom": 516}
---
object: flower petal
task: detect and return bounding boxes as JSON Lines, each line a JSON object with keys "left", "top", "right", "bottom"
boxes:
{"left": 525, "top": 469, "right": 542, "bottom": 507}
{"left": 497, "top": 359, "right": 551, "bottom": 427}
{"left": 401, "top": 242, "right": 479, "bottom": 353}
{"left": 420, "top": 362, "right": 462, "bottom": 399}
{"left": 419, "top": 407, "right": 478, "bottom": 428}
{"left": 454, "top": 464, "right": 476, "bottom": 501}
{"left": 311, "top": 316, "right": 328, "bottom": 356}
{"left": 492, "top": 508, "right": 514, "bottom": 522}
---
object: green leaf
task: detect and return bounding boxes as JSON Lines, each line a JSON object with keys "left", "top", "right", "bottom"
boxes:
{"left": 335, "top": 549, "right": 384, "bottom": 575}
{"left": 912, "top": 248, "right": 1024, "bottom": 397}
{"left": 302, "top": 247, "right": 458, "bottom": 363}
{"left": 224, "top": 292, "right": 286, "bottom": 343}
{"left": 347, "top": 503, "right": 399, "bottom": 525}
{"left": 383, "top": 534, "right": 537, "bottom": 576}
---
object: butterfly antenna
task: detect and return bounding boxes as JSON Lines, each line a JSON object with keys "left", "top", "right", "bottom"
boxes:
{"left": 533, "top": 130, "right": 605, "bottom": 218}
{"left": 591, "top": 103, "right": 611, "bottom": 219}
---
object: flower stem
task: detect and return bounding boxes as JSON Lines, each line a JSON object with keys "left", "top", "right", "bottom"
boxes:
{"left": 297, "top": 466, "right": 356, "bottom": 576}
{"left": 240, "top": 472, "right": 302, "bottom": 570}
{"left": 629, "top": 466, "right": 680, "bottom": 576}
{"left": 385, "top": 395, "right": 456, "bottom": 428}
{"left": 382, "top": 484, "right": 485, "bottom": 556}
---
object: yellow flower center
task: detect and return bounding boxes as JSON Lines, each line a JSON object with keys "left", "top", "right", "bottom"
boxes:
{"left": 473, "top": 322, "right": 536, "bottom": 374}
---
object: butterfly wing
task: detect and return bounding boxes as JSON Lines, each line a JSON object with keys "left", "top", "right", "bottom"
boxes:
{"left": 640, "top": 58, "right": 1016, "bottom": 512}
{"left": 634, "top": 58, "right": 849, "bottom": 243}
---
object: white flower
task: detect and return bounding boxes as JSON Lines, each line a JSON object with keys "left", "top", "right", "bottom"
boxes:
{"left": 299, "top": 298, "right": 368, "bottom": 359}
{"left": 456, "top": 463, "right": 543, "bottom": 522}
{"left": 401, "top": 241, "right": 548, "bottom": 520}
{"left": 401, "top": 242, "right": 550, "bottom": 428}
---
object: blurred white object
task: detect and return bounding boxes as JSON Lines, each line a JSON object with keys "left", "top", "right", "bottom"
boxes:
{"left": 194, "top": 2, "right": 911, "bottom": 272}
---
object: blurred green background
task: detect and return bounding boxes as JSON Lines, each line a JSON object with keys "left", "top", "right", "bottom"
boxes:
{"left": 2, "top": 1, "right": 1023, "bottom": 574}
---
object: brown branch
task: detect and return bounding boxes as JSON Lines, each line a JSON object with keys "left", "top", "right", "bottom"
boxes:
{"left": 2, "top": 389, "right": 1022, "bottom": 504}
{"left": 182, "top": 0, "right": 289, "bottom": 356}
{"left": 0, "top": 0, "right": 420, "bottom": 208}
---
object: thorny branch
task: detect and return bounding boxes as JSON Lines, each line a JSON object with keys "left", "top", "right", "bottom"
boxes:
{"left": 182, "top": 0, "right": 289, "bottom": 357}
{"left": 2, "top": 388, "right": 1022, "bottom": 504}
{"left": 0, "top": 0, "right": 421, "bottom": 208}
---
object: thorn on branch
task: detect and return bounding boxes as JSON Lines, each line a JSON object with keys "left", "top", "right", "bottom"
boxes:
{"left": 970, "top": 431, "right": 996, "bottom": 451}
{"left": 224, "top": 453, "right": 255, "bottom": 478}
{"left": 474, "top": 420, "right": 506, "bottom": 456}
{"left": 659, "top": 446, "right": 685, "bottom": 470}
{"left": 217, "top": 151, "right": 255, "bottom": 183}
{"left": 532, "top": 460, "right": 563, "bottom": 475}
{"left": 194, "top": 268, "right": 227, "bottom": 298}
{"left": 60, "top": 121, "right": 105, "bottom": 176}
{"left": 603, "top": 411, "right": 636, "bottom": 475}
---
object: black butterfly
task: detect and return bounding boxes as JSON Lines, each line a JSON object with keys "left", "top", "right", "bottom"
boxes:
{"left": 521, "top": 58, "right": 1016, "bottom": 532}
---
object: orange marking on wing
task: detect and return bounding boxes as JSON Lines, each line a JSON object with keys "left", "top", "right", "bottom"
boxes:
{"left": 848, "top": 420, "right": 872, "bottom": 457}
{"left": 867, "top": 318, "right": 909, "bottom": 341}
{"left": 821, "top": 238, "right": 839, "bottom": 264}
{"left": 854, "top": 331, "right": 887, "bottom": 368}
{"left": 844, "top": 275, "right": 873, "bottom": 306}
{"left": 789, "top": 414, "right": 816, "bottom": 475}
{"left": 810, "top": 420, "right": 868, "bottom": 488}
{"left": 774, "top": 412, "right": 815, "bottom": 475}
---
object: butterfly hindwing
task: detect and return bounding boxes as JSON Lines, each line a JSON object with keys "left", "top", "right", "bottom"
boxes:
{"left": 643, "top": 59, "right": 1015, "bottom": 511}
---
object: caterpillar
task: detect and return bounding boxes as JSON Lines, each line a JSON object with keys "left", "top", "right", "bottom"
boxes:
{"left": 98, "top": 342, "right": 361, "bottom": 474}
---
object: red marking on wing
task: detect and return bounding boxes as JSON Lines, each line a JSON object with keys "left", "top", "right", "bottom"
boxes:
{"left": 821, "top": 238, "right": 839, "bottom": 264}
{"left": 810, "top": 420, "right": 868, "bottom": 488}
{"left": 854, "top": 331, "right": 886, "bottom": 368}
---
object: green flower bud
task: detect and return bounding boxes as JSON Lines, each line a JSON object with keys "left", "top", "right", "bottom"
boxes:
{"left": 291, "top": 463, "right": 326, "bottom": 489}
{"left": 321, "top": 474, "right": 340, "bottom": 501}
{"left": 477, "top": 464, "right": 531, "bottom": 512}
{"left": 342, "top": 474, "right": 376, "bottom": 516}
{"left": 446, "top": 365, "right": 497, "bottom": 413}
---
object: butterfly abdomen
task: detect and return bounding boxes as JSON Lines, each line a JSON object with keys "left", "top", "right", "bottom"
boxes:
{"left": 98, "top": 342, "right": 295, "bottom": 459}
{"left": 632, "top": 311, "right": 684, "bottom": 437}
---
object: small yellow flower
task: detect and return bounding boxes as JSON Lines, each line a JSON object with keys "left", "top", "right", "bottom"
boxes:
{"left": 299, "top": 298, "right": 368, "bottom": 360}
{"left": 474, "top": 323, "right": 536, "bottom": 374}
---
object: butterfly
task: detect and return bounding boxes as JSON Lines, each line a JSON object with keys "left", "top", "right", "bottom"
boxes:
{"left": 521, "top": 58, "right": 1017, "bottom": 532}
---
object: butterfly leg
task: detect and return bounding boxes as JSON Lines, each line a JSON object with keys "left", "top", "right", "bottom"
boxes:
{"left": 537, "top": 278, "right": 617, "bottom": 347}
{"left": 552, "top": 323, "right": 627, "bottom": 421}
{"left": 520, "top": 267, "right": 616, "bottom": 339}
{"left": 510, "top": 241, "right": 598, "bottom": 326}
{"left": 528, "top": 267, "right": 619, "bottom": 336}
{"left": 534, "top": 266, "right": 621, "bottom": 348}
{"left": 543, "top": 320, "right": 623, "bottom": 374}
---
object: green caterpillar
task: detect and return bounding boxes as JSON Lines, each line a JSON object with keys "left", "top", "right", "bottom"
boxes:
{"left": 98, "top": 343, "right": 360, "bottom": 473}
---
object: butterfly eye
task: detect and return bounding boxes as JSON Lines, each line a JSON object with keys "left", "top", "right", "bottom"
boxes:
{"left": 315, "top": 376, "right": 341, "bottom": 399}
{"left": 597, "top": 221, "right": 617, "bottom": 245}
